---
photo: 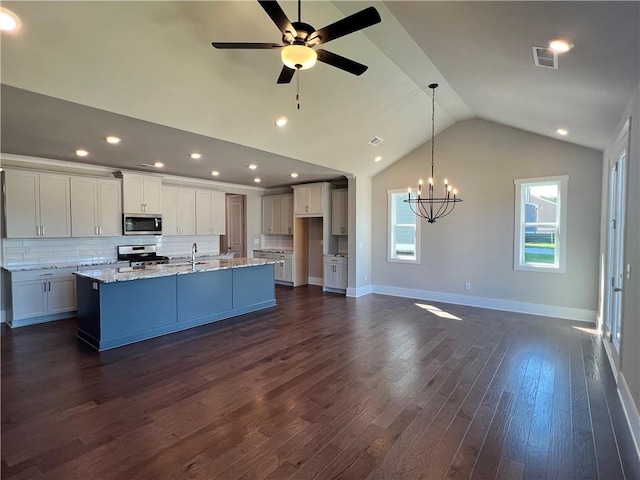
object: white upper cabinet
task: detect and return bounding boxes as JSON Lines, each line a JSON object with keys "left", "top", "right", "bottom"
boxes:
{"left": 331, "top": 189, "right": 348, "bottom": 236}
{"left": 292, "top": 183, "right": 328, "bottom": 216}
{"left": 122, "top": 173, "right": 161, "bottom": 214}
{"left": 4, "top": 170, "right": 71, "bottom": 238}
{"left": 70, "top": 177, "right": 122, "bottom": 237}
{"left": 195, "top": 190, "right": 226, "bottom": 235}
{"left": 262, "top": 194, "right": 293, "bottom": 234}
{"left": 162, "top": 186, "right": 196, "bottom": 236}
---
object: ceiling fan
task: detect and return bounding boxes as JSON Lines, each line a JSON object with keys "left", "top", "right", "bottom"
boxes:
{"left": 212, "top": 0, "right": 381, "bottom": 84}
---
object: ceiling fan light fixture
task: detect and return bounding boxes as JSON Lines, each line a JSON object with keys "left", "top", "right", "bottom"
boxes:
{"left": 281, "top": 44, "right": 317, "bottom": 70}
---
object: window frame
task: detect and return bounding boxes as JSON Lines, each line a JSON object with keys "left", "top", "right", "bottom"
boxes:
{"left": 387, "top": 188, "right": 421, "bottom": 264}
{"left": 513, "top": 175, "right": 568, "bottom": 273}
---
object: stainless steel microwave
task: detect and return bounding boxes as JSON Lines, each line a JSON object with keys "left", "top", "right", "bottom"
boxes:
{"left": 123, "top": 214, "right": 162, "bottom": 235}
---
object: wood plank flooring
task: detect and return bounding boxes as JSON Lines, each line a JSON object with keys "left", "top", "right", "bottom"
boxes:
{"left": 2, "top": 286, "right": 639, "bottom": 479}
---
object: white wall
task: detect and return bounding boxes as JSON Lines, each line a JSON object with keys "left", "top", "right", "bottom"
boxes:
{"left": 371, "top": 118, "right": 602, "bottom": 320}
{"left": 347, "top": 175, "right": 372, "bottom": 297}
{"left": 601, "top": 83, "right": 640, "bottom": 429}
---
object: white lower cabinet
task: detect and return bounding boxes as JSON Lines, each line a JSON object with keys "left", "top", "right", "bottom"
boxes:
{"left": 254, "top": 251, "right": 294, "bottom": 284}
{"left": 7, "top": 267, "right": 77, "bottom": 327}
{"left": 323, "top": 255, "right": 347, "bottom": 293}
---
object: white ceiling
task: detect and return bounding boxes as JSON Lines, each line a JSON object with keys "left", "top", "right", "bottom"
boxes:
{"left": 1, "top": 1, "right": 638, "bottom": 188}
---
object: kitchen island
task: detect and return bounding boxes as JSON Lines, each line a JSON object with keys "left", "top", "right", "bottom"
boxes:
{"left": 74, "top": 258, "right": 276, "bottom": 351}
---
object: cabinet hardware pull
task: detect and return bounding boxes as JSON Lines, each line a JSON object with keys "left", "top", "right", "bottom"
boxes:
{"left": 48, "top": 282, "right": 51, "bottom": 291}
{"left": 41, "top": 226, "right": 44, "bottom": 236}
{"left": 99, "top": 226, "right": 102, "bottom": 235}
{"left": 43, "top": 282, "right": 47, "bottom": 292}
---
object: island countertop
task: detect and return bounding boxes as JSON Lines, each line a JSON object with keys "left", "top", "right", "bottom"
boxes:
{"left": 74, "top": 257, "right": 276, "bottom": 283}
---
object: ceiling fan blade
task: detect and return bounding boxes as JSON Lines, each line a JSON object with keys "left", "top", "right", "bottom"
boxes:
{"left": 308, "top": 6, "right": 381, "bottom": 45}
{"left": 277, "top": 65, "right": 296, "bottom": 84}
{"left": 212, "top": 42, "right": 283, "bottom": 49}
{"left": 258, "top": 0, "right": 297, "bottom": 38}
{"left": 316, "top": 49, "right": 368, "bottom": 76}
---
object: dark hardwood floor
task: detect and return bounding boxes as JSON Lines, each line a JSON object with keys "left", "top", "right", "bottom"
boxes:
{"left": 2, "top": 286, "right": 639, "bottom": 480}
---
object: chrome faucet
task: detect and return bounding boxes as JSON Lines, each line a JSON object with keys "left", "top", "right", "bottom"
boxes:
{"left": 191, "top": 243, "right": 198, "bottom": 266}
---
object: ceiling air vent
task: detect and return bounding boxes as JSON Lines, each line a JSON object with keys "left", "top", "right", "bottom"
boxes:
{"left": 532, "top": 46, "right": 558, "bottom": 69}
{"left": 368, "top": 136, "right": 384, "bottom": 146}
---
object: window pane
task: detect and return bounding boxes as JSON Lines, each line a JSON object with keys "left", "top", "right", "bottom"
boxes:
{"left": 525, "top": 184, "right": 558, "bottom": 223}
{"left": 389, "top": 191, "right": 418, "bottom": 262}
{"left": 524, "top": 229, "right": 557, "bottom": 265}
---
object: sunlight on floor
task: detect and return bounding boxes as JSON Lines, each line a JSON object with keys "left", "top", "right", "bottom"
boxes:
{"left": 572, "top": 326, "right": 599, "bottom": 336}
{"left": 415, "top": 303, "right": 463, "bottom": 321}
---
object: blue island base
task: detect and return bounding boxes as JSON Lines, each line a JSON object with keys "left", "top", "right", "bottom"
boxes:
{"left": 76, "top": 264, "right": 276, "bottom": 351}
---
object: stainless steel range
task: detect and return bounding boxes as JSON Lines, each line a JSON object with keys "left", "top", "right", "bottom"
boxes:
{"left": 117, "top": 244, "right": 169, "bottom": 267}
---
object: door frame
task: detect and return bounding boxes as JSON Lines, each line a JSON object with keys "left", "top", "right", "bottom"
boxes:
{"left": 602, "top": 119, "right": 630, "bottom": 375}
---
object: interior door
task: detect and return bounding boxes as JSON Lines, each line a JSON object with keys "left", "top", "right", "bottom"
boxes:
{"left": 225, "top": 194, "right": 245, "bottom": 257}
{"left": 604, "top": 128, "right": 628, "bottom": 371}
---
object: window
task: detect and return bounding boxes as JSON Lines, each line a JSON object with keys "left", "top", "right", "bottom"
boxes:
{"left": 514, "top": 175, "right": 568, "bottom": 272}
{"left": 388, "top": 189, "right": 420, "bottom": 263}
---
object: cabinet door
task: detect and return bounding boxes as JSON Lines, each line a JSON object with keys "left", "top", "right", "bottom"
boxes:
{"left": 97, "top": 180, "right": 122, "bottom": 236}
{"left": 335, "top": 265, "right": 348, "bottom": 289}
{"left": 161, "top": 187, "right": 179, "bottom": 235}
{"left": 196, "top": 190, "right": 213, "bottom": 235}
{"left": 13, "top": 281, "right": 47, "bottom": 320}
{"left": 177, "top": 188, "right": 196, "bottom": 235}
{"left": 323, "top": 263, "right": 336, "bottom": 288}
{"left": 294, "top": 188, "right": 310, "bottom": 215}
{"left": 307, "top": 186, "right": 324, "bottom": 215}
{"left": 331, "top": 189, "right": 348, "bottom": 235}
{"left": 274, "top": 260, "right": 284, "bottom": 281}
{"left": 282, "top": 259, "right": 293, "bottom": 282}
{"left": 262, "top": 196, "right": 274, "bottom": 234}
{"left": 280, "top": 195, "right": 293, "bottom": 234}
{"left": 47, "top": 277, "right": 77, "bottom": 314}
{"left": 210, "top": 192, "right": 226, "bottom": 234}
{"left": 39, "top": 174, "right": 71, "bottom": 237}
{"left": 71, "top": 177, "right": 98, "bottom": 237}
{"left": 4, "top": 170, "right": 40, "bottom": 238}
{"left": 123, "top": 174, "right": 144, "bottom": 213}
{"left": 142, "top": 177, "right": 162, "bottom": 214}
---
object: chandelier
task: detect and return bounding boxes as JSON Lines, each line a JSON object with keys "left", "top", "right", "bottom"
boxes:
{"left": 405, "top": 83, "right": 462, "bottom": 223}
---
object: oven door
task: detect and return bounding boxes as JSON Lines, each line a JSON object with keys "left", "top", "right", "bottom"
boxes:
{"left": 123, "top": 214, "right": 162, "bottom": 235}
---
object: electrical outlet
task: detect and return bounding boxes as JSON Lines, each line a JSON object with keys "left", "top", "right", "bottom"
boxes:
{"left": 464, "top": 282, "right": 471, "bottom": 291}
{"left": 364, "top": 273, "right": 368, "bottom": 281}
{"left": 253, "top": 238, "right": 260, "bottom": 245}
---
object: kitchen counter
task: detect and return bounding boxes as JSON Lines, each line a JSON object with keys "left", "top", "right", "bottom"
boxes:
{"left": 253, "top": 249, "right": 294, "bottom": 254}
{"left": 2, "top": 259, "right": 128, "bottom": 272}
{"left": 74, "top": 257, "right": 273, "bottom": 283}
{"left": 76, "top": 258, "right": 276, "bottom": 351}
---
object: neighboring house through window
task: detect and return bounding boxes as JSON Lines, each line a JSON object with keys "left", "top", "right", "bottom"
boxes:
{"left": 388, "top": 189, "right": 420, "bottom": 263}
{"left": 514, "top": 175, "right": 568, "bottom": 272}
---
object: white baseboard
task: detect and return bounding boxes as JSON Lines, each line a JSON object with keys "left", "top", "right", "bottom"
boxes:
{"left": 346, "top": 285, "right": 372, "bottom": 298}
{"left": 370, "top": 285, "right": 596, "bottom": 322}
{"left": 618, "top": 372, "right": 640, "bottom": 461}
{"left": 308, "top": 276, "right": 323, "bottom": 287}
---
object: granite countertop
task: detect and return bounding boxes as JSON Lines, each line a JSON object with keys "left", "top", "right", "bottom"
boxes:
{"left": 167, "top": 253, "right": 234, "bottom": 261}
{"left": 2, "top": 259, "right": 128, "bottom": 272}
{"left": 253, "top": 249, "right": 294, "bottom": 254}
{"left": 74, "top": 257, "right": 275, "bottom": 284}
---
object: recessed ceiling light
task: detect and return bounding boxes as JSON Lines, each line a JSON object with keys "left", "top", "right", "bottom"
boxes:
{"left": 254, "top": 177, "right": 261, "bottom": 183}
{"left": 153, "top": 161, "right": 164, "bottom": 168}
{"left": 75, "top": 149, "right": 89, "bottom": 157}
{"left": 0, "top": 8, "right": 21, "bottom": 32}
{"left": 290, "top": 172, "right": 299, "bottom": 178}
{"left": 548, "top": 39, "right": 574, "bottom": 53}
{"left": 556, "top": 128, "right": 568, "bottom": 136}
{"left": 211, "top": 170, "right": 220, "bottom": 176}
{"left": 248, "top": 164, "right": 258, "bottom": 170}
{"left": 374, "top": 156, "right": 382, "bottom": 162}
{"left": 190, "top": 153, "right": 202, "bottom": 160}
{"left": 106, "top": 136, "right": 121, "bottom": 144}
{"left": 274, "top": 116, "right": 288, "bottom": 127}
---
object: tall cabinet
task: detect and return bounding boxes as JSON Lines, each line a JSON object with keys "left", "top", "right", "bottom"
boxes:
{"left": 3, "top": 170, "right": 71, "bottom": 238}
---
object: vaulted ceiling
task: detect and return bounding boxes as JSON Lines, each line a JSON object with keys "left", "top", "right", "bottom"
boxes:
{"left": 1, "top": 1, "right": 638, "bottom": 187}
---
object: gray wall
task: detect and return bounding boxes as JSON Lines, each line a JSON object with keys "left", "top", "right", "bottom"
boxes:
{"left": 371, "top": 118, "right": 602, "bottom": 315}
{"left": 347, "top": 175, "right": 372, "bottom": 295}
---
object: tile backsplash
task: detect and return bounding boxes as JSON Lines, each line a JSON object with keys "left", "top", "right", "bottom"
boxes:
{"left": 2, "top": 235, "right": 221, "bottom": 267}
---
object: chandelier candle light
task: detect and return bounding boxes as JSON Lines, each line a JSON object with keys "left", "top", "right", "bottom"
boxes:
{"left": 405, "top": 83, "right": 462, "bottom": 223}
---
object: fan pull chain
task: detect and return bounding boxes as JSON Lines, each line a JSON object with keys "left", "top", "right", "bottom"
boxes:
{"left": 296, "top": 71, "right": 300, "bottom": 110}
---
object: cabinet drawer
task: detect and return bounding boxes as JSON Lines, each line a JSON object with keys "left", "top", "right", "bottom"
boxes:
{"left": 323, "top": 256, "right": 347, "bottom": 265}
{"left": 11, "top": 267, "right": 77, "bottom": 282}
{"left": 274, "top": 253, "right": 293, "bottom": 260}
